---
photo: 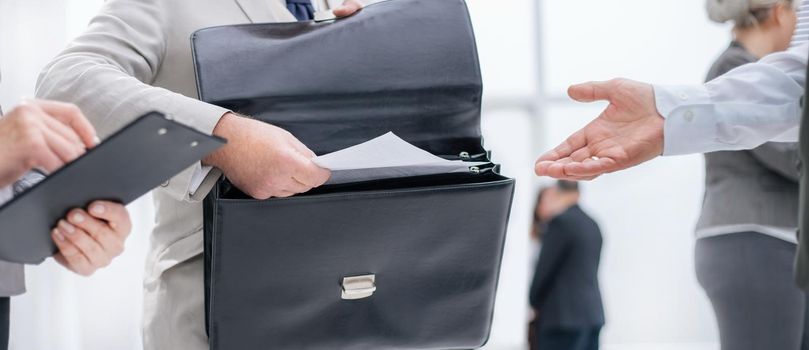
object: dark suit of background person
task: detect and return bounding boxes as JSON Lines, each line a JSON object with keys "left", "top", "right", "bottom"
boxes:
{"left": 528, "top": 188, "right": 549, "bottom": 350}
{"left": 529, "top": 182, "right": 604, "bottom": 350}
{"left": 696, "top": 2, "right": 808, "bottom": 349}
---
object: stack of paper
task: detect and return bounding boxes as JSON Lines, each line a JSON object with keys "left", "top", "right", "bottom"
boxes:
{"left": 314, "top": 132, "right": 486, "bottom": 185}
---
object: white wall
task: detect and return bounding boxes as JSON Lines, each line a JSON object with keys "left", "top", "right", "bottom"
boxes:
{"left": 470, "top": 0, "right": 730, "bottom": 349}
{"left": 0, "top": 0, "right": 733, "bottom": 349}
{"left": 1, "top": 1, "right": 147, "bottom": 349}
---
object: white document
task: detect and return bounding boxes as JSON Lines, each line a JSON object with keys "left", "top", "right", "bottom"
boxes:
{"left": 313, "top": 132, "right": 487, "bottom": 185}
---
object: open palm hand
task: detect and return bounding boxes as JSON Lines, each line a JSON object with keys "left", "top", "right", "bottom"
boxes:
{"left": 535, "top": 79, "right": 665, "bottom": 180}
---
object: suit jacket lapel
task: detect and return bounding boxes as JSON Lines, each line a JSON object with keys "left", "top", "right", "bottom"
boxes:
{"left": 235, "top": 0, "right": 296, "bottom": 23}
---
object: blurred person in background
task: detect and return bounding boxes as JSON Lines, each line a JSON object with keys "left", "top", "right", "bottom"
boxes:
{"left": 696, "top": 1, "right": 807, "bottom": 349}
{"left": 529, "top": 181, "right": 604, "bottom": 350}
{"left": 528, "top": 187, "right": 549, "bottom": 350}
{"left": 531, "top": 188, "right": 551, "bottom": 261}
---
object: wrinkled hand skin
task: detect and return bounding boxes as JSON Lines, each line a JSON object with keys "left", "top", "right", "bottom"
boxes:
{"left": 534, "top": 78, "right": 665, "bottom": 181}
{"left": 204, "top": 113, "right": 331, "bottom": 200}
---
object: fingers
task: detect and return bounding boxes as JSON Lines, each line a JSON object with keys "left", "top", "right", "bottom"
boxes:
{"left": 86, "top": 201, "right": 132, "bottom": 237}
{"left": 285, "top": 178, "right": 314, "bottom": 194}
{"left": 286, "top": 136, "right": 329, "bottom": 190}
{"left": 24, "top": 99, "right": 98, "bottom": 148}
{"left": 40, "top": 125, "right": 85, "bottom": 165}
{"left": 535, "top": 157, "right": 574, "bottom": 178}
{"left": 269, "top": 155, "right": 329, "bottom": 198}
{"left": 536, "top": 130, "right": 587, "bottom": 163}
{"left": 52, "top": 231, "right": 95, "bottom": 277}
{"left": 289, "top": 137, "right": 317, "bottom": 159}
{"left": 567, "top": 80, "right": 614, "bottom": 103}
{"left": 534, "top": 156, "right": 614, "bottom": 181}
{"left": 275, "top": 190, "right": 297, "bottom": 198}
{"left": 54, "top": 220, "right": 108, "bottom": 273}
{"left": 67, "top": 209, "right": 124, "bottom": 257}
{"left": 50, "top": 206, "right": 128, "bottom": 276}
{"left": 290, "top": 153, "right": 331, "bottom": 188}
{"left": 28, "top": 138, "right": 64, "bottom": 173}
{"left": 40, "top": 112, "right": 84, "bottom": 147}
{"left": 564, "top": 157, "right": 618, "bottom": 177}
{"left": 333, "top": 0, "right": 363, "bottom": 17}
{"left": 569, "top": 148, "right": 593, "bottom": 163}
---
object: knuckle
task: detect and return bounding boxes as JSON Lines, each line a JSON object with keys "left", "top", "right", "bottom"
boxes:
{"left": 64, "top": 103, "right": 81, "bottom": 115}
{"left": 279, "top": 128, "right": 294, "bottom": 138}
{"left": 19, "top": 125, "right": 41, "bottom": 144}
{"left": 86, "top": 243, "right": 101, "bottom": 256}
{"left": 12, "top": 104, "right": 37, "bottom": 118}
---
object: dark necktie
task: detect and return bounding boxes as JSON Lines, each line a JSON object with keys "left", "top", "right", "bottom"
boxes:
{"left": 286, "top": 0, "right": 316, "bottom": 21}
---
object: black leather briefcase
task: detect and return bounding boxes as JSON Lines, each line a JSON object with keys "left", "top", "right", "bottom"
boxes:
{"left": 192, "top": 0, "right": 515, "bottom": 349}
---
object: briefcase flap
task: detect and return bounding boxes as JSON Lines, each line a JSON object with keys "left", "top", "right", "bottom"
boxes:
{"left": 192, "top": 0, "right": 484, "bottom": 156}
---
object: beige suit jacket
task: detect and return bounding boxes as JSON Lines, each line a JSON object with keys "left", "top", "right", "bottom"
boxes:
{"left": 36, "top": 0, "right": 320, "bottom": 348}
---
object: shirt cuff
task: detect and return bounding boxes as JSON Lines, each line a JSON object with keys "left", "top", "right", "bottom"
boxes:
{"left": 154, "top": 96, "right": 230, "bottom": 202}
{"left": 653, "top": 84, "right": 718, "bottom": 156}
{"left": 189, "top": 166, "right": 214, "bottom": 196}
{"left": 0, "top": 186, "right": 12, "bottom": 205}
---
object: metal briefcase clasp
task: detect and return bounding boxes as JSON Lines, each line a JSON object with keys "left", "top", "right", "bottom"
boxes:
{"left": 341, "top": 274, "right": 376, "bottom": 300}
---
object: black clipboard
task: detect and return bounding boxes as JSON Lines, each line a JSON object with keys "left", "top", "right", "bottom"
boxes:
{"left": 0, "top": 111, "right": 226, "bottom": 264}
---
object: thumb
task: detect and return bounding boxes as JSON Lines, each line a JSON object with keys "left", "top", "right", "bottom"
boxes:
{"left": 567, "top": 80, "right": 613, "bottom": 103}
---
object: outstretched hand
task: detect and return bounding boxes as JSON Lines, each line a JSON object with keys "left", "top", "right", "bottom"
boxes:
{"left": 534, "top": 79, "right": 665, "bottom": 180}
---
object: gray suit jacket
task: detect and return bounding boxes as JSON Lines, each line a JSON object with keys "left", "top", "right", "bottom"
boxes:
{"left": 35, "top": 1, "right": 300, "bottom": 349}
{"left": 0, "top": 172, "right": 46, "bottom": 297}
{"left": 697, "top": 42, "right": 801, "bottom": 242}
{"left": 35, "top": 0, "right": 379, "bottom": 348}
{"left": 796, "top": 47, "right": 809, "bottom": 290}
{"left": 0, "top": 69, "right": 24, "bottom": 298}
{"left": 0, "top": 187, "right": 23, "bottom": 297}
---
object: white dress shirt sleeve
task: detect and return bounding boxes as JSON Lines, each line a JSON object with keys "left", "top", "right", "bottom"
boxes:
{"left": 0, "top": 186, "right": 12, "bottom": 205}
{"left": 189, "top": 166, "right": 214, "bottom": 196}
{"left": 654, "top": 42, "right": 808, "bottom": 156}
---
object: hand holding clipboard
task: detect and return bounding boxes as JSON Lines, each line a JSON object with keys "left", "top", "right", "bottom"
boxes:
{"left": 0, "top": 100, "right": 99, "bottom": 188}
{"left": 0, "top": 111, "right": 225, "bottom": 264}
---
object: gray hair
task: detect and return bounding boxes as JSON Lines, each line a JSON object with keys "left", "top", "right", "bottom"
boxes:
{"left": 706, "top": 0, "right": 800, "bottom": 27}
